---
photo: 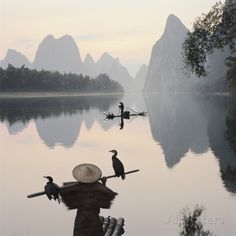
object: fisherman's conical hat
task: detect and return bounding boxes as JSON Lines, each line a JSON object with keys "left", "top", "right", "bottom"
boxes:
{"left": 72, "top": 164, "right": 102, "bottom": 183}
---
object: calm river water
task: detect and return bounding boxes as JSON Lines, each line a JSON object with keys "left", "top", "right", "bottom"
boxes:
{"left": 0, "top": 93, "right": 236, "bottom": 236}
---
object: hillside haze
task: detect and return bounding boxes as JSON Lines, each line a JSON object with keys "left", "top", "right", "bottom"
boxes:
{"left": 33, "top": 35, "right": 83, "bottom": 74}
{"left": 0, "top": 35, "right": 134, "bottom": 91}
{"left": 134, "top": 64, "right": 148, "bottom": 91}
{"left": 0, "top": 49, "right": 31, "bottom": 68}
{"left": 144, "top": 14, "right": 196, "bottom": 92}
{"left": 95, "top": 52, "right": 134, "bottom": 91}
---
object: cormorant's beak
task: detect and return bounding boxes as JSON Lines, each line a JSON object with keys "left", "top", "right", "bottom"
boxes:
{"left": 109, "top": 150, "right": 113, "bottom": 153}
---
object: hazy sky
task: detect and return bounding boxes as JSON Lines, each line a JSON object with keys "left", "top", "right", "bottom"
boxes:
{"left": 0, "top": 0, "right": 218, "bottom": 76}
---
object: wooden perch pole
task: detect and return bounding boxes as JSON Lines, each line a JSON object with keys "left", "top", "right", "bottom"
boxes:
{"left": 103, "top": 169, "right": 139, "bottom": 180}
{"left": 27, "top": 169, "right": 139, "bottom": 199}
{"left": 27, "top": 191, "right": 47, "bottom": 198}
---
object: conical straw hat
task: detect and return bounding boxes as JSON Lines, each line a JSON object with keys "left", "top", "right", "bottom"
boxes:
{"left": 72, "top": 163, "right": 102, "bottom": 183}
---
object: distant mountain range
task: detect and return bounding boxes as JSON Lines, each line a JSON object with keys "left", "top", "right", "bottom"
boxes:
{"left": 0, "top": 49, "right": 31, "bottom": 69}
{"left": 0, "top": 34, "right": 137, "bottom": 91}
{"left": 1, "top": 14, "right": 229, "bottom": 92}
{"left": 144, "top": 14, "right": 230, "bottom": 92}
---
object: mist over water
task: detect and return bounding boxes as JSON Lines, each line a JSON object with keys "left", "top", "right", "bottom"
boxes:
{"left": 0, "top": 93, "right": 236, "bottom": 235}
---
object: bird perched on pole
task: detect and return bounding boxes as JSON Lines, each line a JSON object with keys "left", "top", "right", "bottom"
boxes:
{"left": 43, "top": 176, "right": 60, "bottom": 203}
{"left": 109, "top": 150, "right": 125, "bottom": 180}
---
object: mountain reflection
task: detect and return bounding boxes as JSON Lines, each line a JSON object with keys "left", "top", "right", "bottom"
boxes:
{"left": 145, "top": 93, "right": 236, "bottom": 193}
{"left": 0, "top": 94, "right": 122, "bottom": 147}
{"left": 1, "top": 93, "right": 236, "bottom": 193}
{"left": 144, "top": 93, "right": 209, "bottom": 168}
{"left": 200, "top": 95, "right": 236, "bottom": 193}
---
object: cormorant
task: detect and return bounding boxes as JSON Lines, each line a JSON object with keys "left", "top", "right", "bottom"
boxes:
{"left": 44, "top": 176, "right": 60, "bottom": 203}
{"left": 109, "top": 150, "right": 125, "bottom": 180}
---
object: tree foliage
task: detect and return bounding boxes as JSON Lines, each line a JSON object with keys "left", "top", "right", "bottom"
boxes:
{"left": 0, "top": 65, "right": 124, "bottom": 92}
{"left": 183, "top": 0, "right": 236, "bottom": 81}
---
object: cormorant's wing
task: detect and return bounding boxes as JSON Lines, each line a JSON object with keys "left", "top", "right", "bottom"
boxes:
{"left": 51, "top": 183, "right": 60, "bottom": 199}
{"left": 52, "top": 183, "right": 60, "bottom": 191}
{"left": 113, "top": 157, "right": 125, "bottom": 177}
{"left": 44, "top": 184, "right": 52, "bottom": 200}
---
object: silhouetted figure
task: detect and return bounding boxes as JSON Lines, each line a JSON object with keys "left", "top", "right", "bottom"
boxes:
{"left": 60, "top": 164, "right": 117, "bottom": 236}
{"left": 44, "top": 176, "right": 60, "bottom": 203}
{"left": 118, "top": 102, "right": 123, "bottom": 112}
{"left": 104, "top": 102, "right": 146, "bottom": 130}
{"left": 109, "top": 150, "right": 125, "bottom": 180}
{"left": 118, "top": 102, "right": 130, "bottom": 119}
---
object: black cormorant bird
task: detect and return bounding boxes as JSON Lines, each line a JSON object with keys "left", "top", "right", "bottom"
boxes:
{"left": 109, "top": 150, "right": 125, "bottom": 180}
{"left": 44, "top": 176, "right": 60, "bottom": 203}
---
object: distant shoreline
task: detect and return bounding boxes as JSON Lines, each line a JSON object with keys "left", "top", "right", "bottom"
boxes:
{"left": 0, "top": 91, "right": 233, "bottom": 99}
{"left": 0, "top": 91, "right": 124, "bottom": 99}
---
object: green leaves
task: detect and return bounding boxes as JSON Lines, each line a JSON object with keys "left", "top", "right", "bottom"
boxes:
{"left": 183, "top": 1, "right": 236, "bottom": 82}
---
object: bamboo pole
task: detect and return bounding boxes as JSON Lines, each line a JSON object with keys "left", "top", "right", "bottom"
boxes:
{"left": 105, "top": 217, "right": 117, "bottom": 236}
{"left": 111, "top": 218, "right": 124, "bottom": 236}
{"left": 27, "top": 191, "right": 46, "bottom": 198}
{"left": 103, "top": 169, "right": 139, "bottom": 180}
{"left": 102, "top": 217, "right": 110, "bottom": 233}
{"left": 27, "top": 169, "right": 139, "bottom": 198}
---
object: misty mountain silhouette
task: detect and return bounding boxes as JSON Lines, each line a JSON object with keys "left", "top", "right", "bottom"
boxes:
{"left": 0, "top": 35, "right": 134, "bottom": 91}
{"left": 1, "top": 15, "right": 232, "bottom": 93}
{"left": 144, "top": 14, "right": 196, "bottom": 91}
{"left": 94, "top": 52, "right": 134, "bottom": 91}
{"left": 83, "top": 53, "right": 96, "bottom": 77}
{"left": 34, "top": 34, "right": 83, "bottom": 74}
{"left": 0, "top": 49, "right": 31, "bottom": 68}
{"left": 134, "top": 64, "right": 148, "bottom": 91}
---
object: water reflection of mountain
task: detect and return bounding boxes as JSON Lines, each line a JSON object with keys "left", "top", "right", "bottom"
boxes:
{"left": 6, "top": 121, "right": 29, "bottom": 135}
{"left": 200, "top": 96, "right": 236, "bottom": 193}
{"left": 145, "top": 93, "right": 236, "bottom": 193}
{"left": 0, "top": 95, "right": 122, "bottom": 147}
{"left": 144, "top": 93, "right": 209, "bottom": 168}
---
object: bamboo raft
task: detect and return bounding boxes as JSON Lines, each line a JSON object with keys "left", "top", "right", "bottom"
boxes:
{"left": 101, "top": 216, "right": 125, "bottom": 236}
